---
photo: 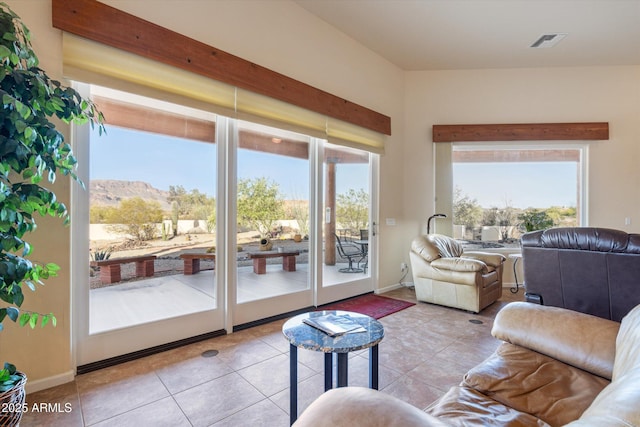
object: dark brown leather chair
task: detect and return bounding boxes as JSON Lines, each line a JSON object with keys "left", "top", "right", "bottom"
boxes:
{"left": 521, "top": 227, "right": 640, "bottom": 321}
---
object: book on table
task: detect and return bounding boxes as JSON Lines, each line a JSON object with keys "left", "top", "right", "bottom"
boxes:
{"left": 303, "top": 314, "right": 367, "bottom": 336}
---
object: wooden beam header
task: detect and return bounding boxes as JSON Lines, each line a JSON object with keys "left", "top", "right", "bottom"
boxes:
{"left": 52, "top": 0, "right": 391, "bottom": 136}
{"left": 433, "top": 122, "right": 609, "bottom": 142}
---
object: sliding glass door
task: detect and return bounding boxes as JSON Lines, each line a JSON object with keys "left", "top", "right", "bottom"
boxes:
{"left": 73, "top": 87, "right": 378, "bottom": 365}
{"left": 74, "top": 85, "right": 224, "bottom": 366}
{"left": 232, "top": 121, "right": 313, "bottom": 325}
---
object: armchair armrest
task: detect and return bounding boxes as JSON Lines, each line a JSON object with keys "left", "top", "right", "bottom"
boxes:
{"left": 294, "top": 387, "right": 448, "bottom": 427}
{"left": 430, "top": 257, "right": 486, "bottom": 272}
{"left": 492, "top": 302, "right": 619, "bottom": 379}
{"left": 461, "top": 251, "right": 506, "bottom": 268}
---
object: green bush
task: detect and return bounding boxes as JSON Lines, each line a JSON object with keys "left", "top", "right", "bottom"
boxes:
{"left": 105, "top": 197, "right": 163, "bottom": 241}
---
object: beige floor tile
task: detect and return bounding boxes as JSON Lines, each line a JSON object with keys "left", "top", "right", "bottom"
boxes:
{"left": 22, "top": 288, "right": 525, "bottom": 427}
{"left": 90, "top": 397, "right": 191, "bottom": 427}
{"left": 215, "top": 340, "right": 282, "bottom": 371}
{"left": 211, "top": 398, "right": 289, "bottom": 427}
{"left": 173, "top": 372, "right": 265, "bottom": 426}
{"left": 381, "top": 375, "right": 445, "bottom": 412}
{"left": 22, "top": 382, "right": 83, "bottom": 427}
{"left": 76, "top": 372, "right": 169, "bottom": 425}
{"left": 155, "top": 351, "right": 234, "bottom": 394}
{"left": 238, "top": 353, "right": 315, "bottom": 397}
{"left": 269, "top": 372, "right": 326, "bottom": 417}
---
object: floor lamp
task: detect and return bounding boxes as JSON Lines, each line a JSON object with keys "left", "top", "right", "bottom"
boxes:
{"left": 427, "top": 214, "right": 447, "bottom": 234}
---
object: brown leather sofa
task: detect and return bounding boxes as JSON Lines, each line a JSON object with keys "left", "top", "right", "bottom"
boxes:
{"left": 293, "top": 301, "right": 640, "bottom": 426}
{"left": 409, "top": 234, "right": 506, "bottom": 313}
{"left": 521, "top": 227, "right": 640, "bottom": 321}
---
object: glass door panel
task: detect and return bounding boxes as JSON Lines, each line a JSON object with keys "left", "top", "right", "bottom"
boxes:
{"left": 319, "top": 143, "right": 373, "bottom": 303}
{"left": 233, "top": 121, "right": 312, "bottom": 325}
{"left": 75, "top": 85, "right": 223, "bottom": 366}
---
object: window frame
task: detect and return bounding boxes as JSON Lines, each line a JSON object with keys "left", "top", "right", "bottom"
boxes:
{"left": 434, "top": 141, "right": 589, "bottom": 239}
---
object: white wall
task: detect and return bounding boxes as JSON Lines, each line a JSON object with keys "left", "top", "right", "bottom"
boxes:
{"left": 403, "top": 66, "right": 640, "bottom": 242}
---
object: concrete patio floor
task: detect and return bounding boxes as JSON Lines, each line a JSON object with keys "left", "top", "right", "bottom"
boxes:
{"left": 90, "top": 263, "right": 367, "bottom": 333}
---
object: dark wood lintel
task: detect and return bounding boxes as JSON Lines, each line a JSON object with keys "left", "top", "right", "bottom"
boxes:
{"left": 433, "top": 122, "right": 609, "bottom": 142}
{"left": 52, "top": 0, "right": 391, "bottom": 136}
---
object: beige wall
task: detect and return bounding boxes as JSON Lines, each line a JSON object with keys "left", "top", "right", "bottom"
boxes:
{"left": 403, "top": 66, "right": 640, "bottom": 239}
{"left": 0, "top": 0, "right": 76, "bottom": 391}
{"left": 0, "top": 0, "right": 406, "bottom": 388}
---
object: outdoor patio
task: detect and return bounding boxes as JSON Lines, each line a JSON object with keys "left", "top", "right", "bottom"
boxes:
{"left": 90, "top": 262, "right": 367, "bottom": 334}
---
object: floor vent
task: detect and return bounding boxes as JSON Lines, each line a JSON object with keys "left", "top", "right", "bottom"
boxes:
{"left": 530, "top": 33, "right": 567, "bottom": 48}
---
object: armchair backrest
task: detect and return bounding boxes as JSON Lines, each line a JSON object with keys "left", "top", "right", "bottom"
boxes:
{"left": 411, "top": 234, "right": 463, "bottom": 262}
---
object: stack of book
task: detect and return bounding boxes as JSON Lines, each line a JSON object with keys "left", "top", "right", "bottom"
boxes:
{"left": 303, "top": 313, "right": 366, "bottom": 337}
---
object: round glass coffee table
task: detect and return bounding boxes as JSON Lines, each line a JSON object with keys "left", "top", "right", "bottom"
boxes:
{"left": 283, "top": 310, "right": 384, "bottom": 424}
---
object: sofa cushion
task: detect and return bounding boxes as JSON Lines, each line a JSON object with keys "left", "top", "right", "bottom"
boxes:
{"left": 461, "top": 251, "right": 506, "bottom": 268}
{"left": 566, "top": 368, "right": 640, "bottom": 426}
{"left": 612, "top": 302, "right": 640, "bottom": 380}
{"left": 492, "top": 302, "right": 618, "bottom": 379}
{"left": 430, "top": 257, "right": 487, "bottom": 273}
{"left": 461, "top": 343, "right": 609, "bottom": 426}
{"left": 425, "top": 385, "right": 549, "bottom": 427}
{"left": 293, "top": 387, "right": 448, "bottom": 427}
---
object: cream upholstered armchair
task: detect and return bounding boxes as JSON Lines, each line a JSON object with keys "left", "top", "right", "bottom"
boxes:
{"left": 409, "top": 234, "right": 506, "bottom": 313}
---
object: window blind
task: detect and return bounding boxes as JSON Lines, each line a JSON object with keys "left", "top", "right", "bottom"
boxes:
{"left": 62, "top": 33, "right": 385, "bottom": 154}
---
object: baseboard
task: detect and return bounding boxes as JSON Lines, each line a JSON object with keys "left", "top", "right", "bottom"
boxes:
{"left": 25, "top": 370, "right": 75, "bottom": 394}
{"left": 377, "top": 282, "right": 404, "bottom": 294}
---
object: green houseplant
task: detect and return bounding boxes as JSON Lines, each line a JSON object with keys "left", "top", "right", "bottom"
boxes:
{"left": 0, "top": 3, "right": 103, "bottom": 424}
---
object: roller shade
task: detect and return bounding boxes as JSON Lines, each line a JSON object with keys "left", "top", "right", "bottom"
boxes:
{"left": 62, "top": 33, "right": 385, "bottom": 154}
{"left": 326, "top": 117, "right": 386, "bottom": 154}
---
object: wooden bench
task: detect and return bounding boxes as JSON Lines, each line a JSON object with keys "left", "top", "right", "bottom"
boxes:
{"left": 90, "top": 255, "right": 156, "bottom": 284}
{"left": 180, "top": 253, "right": 216, "bottom": 275}
{"left": 248, "top": 251, "right": 300, "bottom": 274}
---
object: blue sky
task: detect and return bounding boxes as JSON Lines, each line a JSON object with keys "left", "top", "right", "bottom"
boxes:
{"left": 90, "top": 126, "right": 368, "bottom": 199}
{"left": 454, "top": 162, "right": 578, "bottom": 209}
{"left": 91, "top": 127, "right": 576, "bottom": 210}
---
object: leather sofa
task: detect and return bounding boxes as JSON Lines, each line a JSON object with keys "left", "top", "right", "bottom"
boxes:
{"left": 293, "top": 301, "right": 640, "bottom": 426}
{"left": 409, "top": 234, "right": 506, "bottom": 313}
{"left": 521, "top": 227, "right": 640, "bottom": 321}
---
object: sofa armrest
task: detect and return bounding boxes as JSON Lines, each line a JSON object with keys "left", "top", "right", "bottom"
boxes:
{"left": 461, "top": 251, "right": 506, "bottom": 268}
{"left": 430, "top": 257, "right": 486, "bottom": 272}
{"left": 294, "top": 387, "right": 448, "bottom": 427}
{"left": 492, "top": 302, "right": 619, "bottom": 379}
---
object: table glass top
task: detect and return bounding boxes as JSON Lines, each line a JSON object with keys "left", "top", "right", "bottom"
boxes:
{"left": 282, "top": 310, "right": 384, "bottom": 353}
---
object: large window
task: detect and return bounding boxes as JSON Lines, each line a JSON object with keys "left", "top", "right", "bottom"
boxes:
{"left": 88, "top": 87, "right": 217, "bottom": 334}
{"left": 235, "top": 120, "right": 311, "bottom": 304}
{"left": 447, "top": 144, "right": 586, "bottom": 248}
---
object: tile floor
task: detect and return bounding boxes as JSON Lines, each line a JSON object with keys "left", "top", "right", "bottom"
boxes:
{"left": 22, "top": 287, "right": 524, "bottom": 427}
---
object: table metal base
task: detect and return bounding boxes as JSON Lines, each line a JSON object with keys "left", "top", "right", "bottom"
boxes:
{"left": 289, "top": 344, "right": 379, "bottom": 425}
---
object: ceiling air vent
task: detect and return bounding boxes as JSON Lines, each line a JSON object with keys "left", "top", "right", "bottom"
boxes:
{"left": 530, "top": 33, "right": 567, "bottom": 48}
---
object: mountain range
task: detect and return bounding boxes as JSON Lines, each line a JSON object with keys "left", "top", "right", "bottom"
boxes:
{"left": 90, "top": 180, "right": 171, "bottom": 210}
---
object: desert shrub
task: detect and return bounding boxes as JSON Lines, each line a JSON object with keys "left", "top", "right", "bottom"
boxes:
{"left": 336, "top": 188, "right": 369, "bottom": 233}
{"left": 237, "top": 177, "right": 284, "bottom": 237}
{"left": 105, "top": 197, "right": 163, "bottom": 241}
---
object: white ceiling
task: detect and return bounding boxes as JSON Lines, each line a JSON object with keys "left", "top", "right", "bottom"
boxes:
{"left": 294, "top": 0, "right": 640, "bottom": 71}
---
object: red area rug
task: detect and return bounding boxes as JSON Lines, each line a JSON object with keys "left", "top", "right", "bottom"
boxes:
{"left": 319, "top": 293, "right": 415, "bottom": 319}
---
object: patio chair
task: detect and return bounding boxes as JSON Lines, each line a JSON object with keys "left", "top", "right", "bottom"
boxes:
{"left": 335, "top": 234, "right": 365, "bottom": 273}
